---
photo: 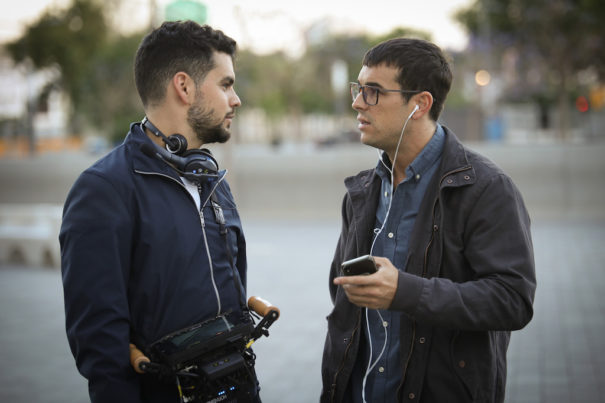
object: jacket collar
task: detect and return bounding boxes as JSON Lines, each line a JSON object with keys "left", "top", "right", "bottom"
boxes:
{"left": 438, "top": 126, "right": 475, "bottom": 188}
{"left": 344, "top": 126, "right": 475, "bottom": 205}
{"left": 129, "top": 122, "right": 181, "bottom": 180}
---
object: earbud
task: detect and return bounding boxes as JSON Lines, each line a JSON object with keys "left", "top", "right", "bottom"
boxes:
{"left": 406, "top": 104, "right": 419, "bottom": 121}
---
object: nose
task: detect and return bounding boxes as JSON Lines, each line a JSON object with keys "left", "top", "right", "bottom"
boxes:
{"left": 230, "top": 89, "right": 241, "bottom": 108}
{"left": 352, "top": 91, "right": 366, "bottom": 111}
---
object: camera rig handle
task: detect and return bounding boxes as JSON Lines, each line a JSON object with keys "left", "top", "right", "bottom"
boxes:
{"left": 129, "top": 343, "right": 151, "bottom": 374}
{"left": 247, "top": 296, "right": 280, "bottom": 347}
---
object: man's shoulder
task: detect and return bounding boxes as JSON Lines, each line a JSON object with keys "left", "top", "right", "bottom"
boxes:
{"left": 442, "top": 127, "right": 508, "bottom": 181}
{"left": 83, "top": 141, "right": 131, "bottom": 180}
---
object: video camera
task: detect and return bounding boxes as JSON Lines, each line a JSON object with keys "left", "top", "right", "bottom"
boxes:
{"left": 130, "top": 296, "right": 280, "bottom": 403}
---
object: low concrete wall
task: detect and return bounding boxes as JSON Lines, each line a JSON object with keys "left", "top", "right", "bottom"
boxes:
{"left": 0, "top": 140, "right": 603, "bottom": 268}
{"left": 0, "top": 204, "right": 62, "bottom": 268}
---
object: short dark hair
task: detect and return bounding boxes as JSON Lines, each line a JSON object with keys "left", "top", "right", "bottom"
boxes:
{"left": 362, "top": 38, "right": 452, "bottom": 121}
{"left": 134, "top": 21, "right": 237, "bottom": 107}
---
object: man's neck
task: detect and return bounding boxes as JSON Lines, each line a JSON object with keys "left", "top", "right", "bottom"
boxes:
{"left": 388, "top": 120, "right": 437, "bottom": 186}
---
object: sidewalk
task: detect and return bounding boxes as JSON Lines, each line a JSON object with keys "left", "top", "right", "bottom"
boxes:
{"left": 1, "top": 218, "right": 603, "bottom": 402}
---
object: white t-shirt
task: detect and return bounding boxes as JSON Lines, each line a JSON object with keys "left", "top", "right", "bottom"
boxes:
{"left": 181, "top": 177, "right": 201, "bottom": 211}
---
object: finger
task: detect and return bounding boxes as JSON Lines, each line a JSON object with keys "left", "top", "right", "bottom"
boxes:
{"left": 334, "top": 274, "right": 378, "bottom": 286}
{"left": 372, "top": 256, "right": 392, "bottom": 269}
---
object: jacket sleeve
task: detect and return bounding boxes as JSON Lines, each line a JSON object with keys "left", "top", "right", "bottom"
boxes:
{"left": 59, "top": 171, "right": 140, "bottom": 402}
{"left": 390, "top": 173, "right": 536, "bottom": 331}
{"left": 329, "top": 193, "right": 353, "bottom": 304}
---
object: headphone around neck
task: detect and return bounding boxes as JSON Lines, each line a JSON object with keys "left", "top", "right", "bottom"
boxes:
{"left": 140, "top": 117, "right": 219, "bottom": 184}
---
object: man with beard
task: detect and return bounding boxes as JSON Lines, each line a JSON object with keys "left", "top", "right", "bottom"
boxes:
{"left": 60, "top": 21, "right": 259, "bottom": 402}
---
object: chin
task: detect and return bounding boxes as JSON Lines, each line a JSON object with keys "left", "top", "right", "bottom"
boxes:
{"left": 359, "top": 132, "right": 374, "bottom": 146}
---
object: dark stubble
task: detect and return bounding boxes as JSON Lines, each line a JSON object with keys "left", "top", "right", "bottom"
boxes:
{"left": 187, "top": 93, "right": 231, "bottom": 145}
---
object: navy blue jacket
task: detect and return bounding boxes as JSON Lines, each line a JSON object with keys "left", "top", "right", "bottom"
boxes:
{"left": 321, "top": 128, "right": 536, "bottom": 403}
{"left": 60, "top": 123, "right": 248, "bottom": 402}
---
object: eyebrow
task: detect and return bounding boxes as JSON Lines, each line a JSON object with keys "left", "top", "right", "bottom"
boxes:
{"left": 359, "top": 81, "right": 385, "bottom": 89}
{"left": 221, "top": 76, "right": 235, "bottom": 86}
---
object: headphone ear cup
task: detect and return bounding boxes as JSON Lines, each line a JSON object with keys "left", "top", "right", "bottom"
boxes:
{"left": 166, "top": 134, "right": 188, "bottom": 155}
{"left": 181, "top": 149, "right": 219, "bottom": 176}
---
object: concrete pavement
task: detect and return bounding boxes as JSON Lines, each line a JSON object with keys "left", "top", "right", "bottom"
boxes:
{"left": 1, "top": 218, "right": 604, "bottom": 402}
{"left": 1, "top": 140, "right": 604, "bottom": 401}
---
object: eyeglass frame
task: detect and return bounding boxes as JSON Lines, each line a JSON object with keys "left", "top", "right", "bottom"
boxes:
{"left": 350, "top": 82, "right": 421, "bottom": 106}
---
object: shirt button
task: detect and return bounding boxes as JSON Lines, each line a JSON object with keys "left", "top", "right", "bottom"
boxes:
{"left": 408, "top": 393, "right": 416, "bottom": 399}
{"left": 419, "top": 337, "right": 426, "bottom": 344}
{"left": 388, "top": 232, "right": 394, "bottom": 238}
{"left": 384, "top": 191, "right": 389, "bottom": 197}
{"left": 459, "top": 360, "right": 466, "bottom": 368}
{"left": 415, "top": 174, "right": 420, "bottom": 180}
{"left": 382, "top": 321, "right": 389, "bottom": 328}
{"left": 378, "top": 367, "right": 385, "bottom": 373}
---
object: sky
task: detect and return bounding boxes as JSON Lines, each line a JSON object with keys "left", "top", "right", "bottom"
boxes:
{"left": 1, "top": 0, "right": 474, "bottom": 56}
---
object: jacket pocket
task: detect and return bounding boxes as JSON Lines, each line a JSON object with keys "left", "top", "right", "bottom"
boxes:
{"left": 450, "top": 331, "right": 477, "bottom": 401}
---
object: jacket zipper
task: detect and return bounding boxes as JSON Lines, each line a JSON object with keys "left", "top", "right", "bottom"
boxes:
{"left": 135, "top": 170, "right": 199, "bottom": 212}
{"left": 330, "top": 309, "right": 362, "bottom": 403}
{"left": 396, "top": 165, "right": 472, "bottom": 398}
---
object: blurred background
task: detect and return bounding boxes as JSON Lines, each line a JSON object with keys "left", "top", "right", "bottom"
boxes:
{"left": 1, "top": 0, "right": 604, "bottom": 402}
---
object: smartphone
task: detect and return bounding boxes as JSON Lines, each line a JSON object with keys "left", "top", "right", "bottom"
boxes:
{"left": 341, "top": 255, "right": 378, "bottom": 276}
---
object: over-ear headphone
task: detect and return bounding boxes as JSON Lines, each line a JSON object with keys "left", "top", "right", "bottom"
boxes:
{"left": 140, "top": 117, "right": 219, "bottom": 183}
{"left": 142, "top": 116, "right": 188, "bottom": 155}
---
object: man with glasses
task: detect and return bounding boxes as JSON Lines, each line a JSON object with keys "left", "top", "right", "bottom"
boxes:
{"left": 320, "top": 38, "right": 536, "bottom": 403}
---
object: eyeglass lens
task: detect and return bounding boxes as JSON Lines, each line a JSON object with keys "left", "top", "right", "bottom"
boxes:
{"left": 350, "top": 84, "right": 378, "bottom": 105}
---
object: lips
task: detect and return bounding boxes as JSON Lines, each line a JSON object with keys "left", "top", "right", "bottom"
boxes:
{"left": 357, "top": 115, "right": 370, "bottom": 129}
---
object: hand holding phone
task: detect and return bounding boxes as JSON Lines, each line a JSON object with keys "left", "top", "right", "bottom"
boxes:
{"left": 341, "top": 255, "right": 378, "bottom": 276}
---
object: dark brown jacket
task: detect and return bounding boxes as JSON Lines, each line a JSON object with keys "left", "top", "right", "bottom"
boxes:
{"left": 321, "top": 128, "right": 536, "bottom": 403}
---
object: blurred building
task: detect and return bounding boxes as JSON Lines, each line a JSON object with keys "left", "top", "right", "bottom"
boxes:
{"left": 0, "top": 53, "right": 69, "bottom": 142}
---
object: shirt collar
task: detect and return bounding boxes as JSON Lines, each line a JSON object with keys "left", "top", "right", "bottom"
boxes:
{"left": 376, "top": 123, "right": 445, "bottom": 183}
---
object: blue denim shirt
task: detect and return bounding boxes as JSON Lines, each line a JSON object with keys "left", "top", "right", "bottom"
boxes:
{"left": 349, "top": 124, "right": 445, "bottom": 403}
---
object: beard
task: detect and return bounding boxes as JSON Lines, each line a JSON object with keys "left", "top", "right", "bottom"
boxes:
{"left": 187, "top": 97, "right": 232, "bottom": 145}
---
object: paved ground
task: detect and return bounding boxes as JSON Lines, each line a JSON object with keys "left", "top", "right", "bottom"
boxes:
{"left": 1, "top": 218, "right": 604, "bottom": 402}
{"left": 1, "top": 141, "right": 605, "bottom": 402}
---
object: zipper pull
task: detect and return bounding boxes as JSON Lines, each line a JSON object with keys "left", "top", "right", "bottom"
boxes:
{"left": 199, "top": 211, "right": 205, "bottom": 227}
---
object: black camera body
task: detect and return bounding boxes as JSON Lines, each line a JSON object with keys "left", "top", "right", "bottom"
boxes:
{"left": 147, "top": 311, "right": 258, "bottom": 402}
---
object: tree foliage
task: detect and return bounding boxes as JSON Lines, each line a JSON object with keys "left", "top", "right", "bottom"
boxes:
{"left": 455, "top": 0, "right": 605, "bottom": 137}
{"left": 235, "top": 27, "right": 432, "bottom": 118}
{"left": 5, "top": 0, "right": 435, "bottom": 139}
{"left": 5, "top": 0, "right": 143, "bottom": 140}
{"left": 7, "top": 0, "right": 108, "bottom": 121}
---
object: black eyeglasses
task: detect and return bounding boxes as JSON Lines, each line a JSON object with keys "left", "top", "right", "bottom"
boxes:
{"left": 350, "top": 82, "right": 421, "bottom": 106}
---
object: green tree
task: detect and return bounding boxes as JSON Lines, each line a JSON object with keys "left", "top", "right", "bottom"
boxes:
{"left": 5, "top": 0, "right": 146, "bottom": 143}
{"left": 6, "top": 0, "right": 108, "bottom": 133}
{"left": 84, "top": 32, "right": 145, "bottom": 143}
{"left": 456, "top": 0, "right": 605, "bottom": 138}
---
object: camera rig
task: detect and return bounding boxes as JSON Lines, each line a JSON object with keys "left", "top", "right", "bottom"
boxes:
{"left": 129, "top": 296, "right": 280, "bottom": 403}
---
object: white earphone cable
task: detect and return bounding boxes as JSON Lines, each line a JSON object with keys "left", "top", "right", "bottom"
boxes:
{"left": 362, "top": 105, "right": 418, "bottom": 403}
